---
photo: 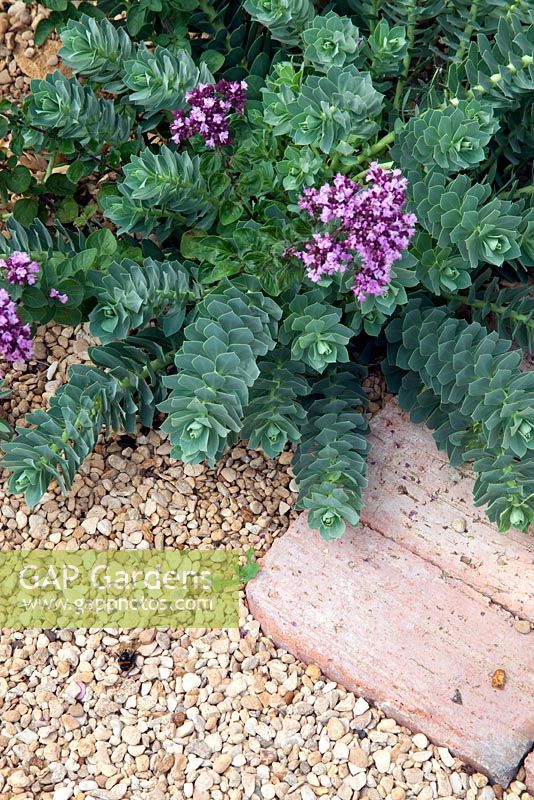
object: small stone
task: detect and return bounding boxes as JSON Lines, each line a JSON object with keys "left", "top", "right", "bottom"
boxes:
{"left": 392, "top": 789, "right": 406, "bottom": 800}
{"left": 305, "top": 664, "right": 321, "bottom": 681}
{"left": 261, "top": 784, "right": 276, "bottom": 799}
{"left": 221, "top": 467, "right": 237, "bottom": 482}
{"left": 53, "top": 788, "right": 73, "bottom": 800}
{"left": 514, "top": 619, "right": 531, "bottom": 634}
{"left": 243, "top": 772, "right": 256, "bottom": 798}
{"left": 437, "top": 747, "right": 455, "bottom": 768}
{"left": 226, "top": 676, "right": 247, "bottom": 697}
{"left": 182, "top": 672, "right": 202, "bottom": 692}
{"left": 412, "top": 750, "right": 432, "bottom": 762}
{"left": 213, "top": 753, "right": 232, "bottom": 774}
{"left": 122, "top": 725, "right": 142, "bottom": 745}
{"left": 349, "top": 745, "right": 368, "bottom": 768}
{"left": 353, "top": 697, "right": 370, "bottom": 715}
{"left": 405, "top": 768, "right": 424, "bottom": 784}
{"left": 348, "top": 772, "right": 367, "bottom": 791}
{"left": 373, "top": 749, "right": 391, "bottom": 773}
{"left": 155, "top": 752, "right": 174, "bottom": 774}
{"left": 452, "top": 518, "right": 466, "bottom": 532}
{"left": 412, "top": 733, "right": 428, "bottom": 749}
{"left": 195, "top": 770, "right": 214, "bottom": 792}
{"left": 333, "top": 741, "right": 349, "bottom": 761}
{"left": 8, "top": 770, "right": 31, "bottom": 788}
{"left": 436, "top": 769, "right": 452, "bottom": 796}
{"left": 326, "top": 717, "right": 345, "bottom": 741}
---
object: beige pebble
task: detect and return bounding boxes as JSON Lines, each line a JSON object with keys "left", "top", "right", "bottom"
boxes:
{"left": 326, "top": 717, "right": 346, "bottom": 741}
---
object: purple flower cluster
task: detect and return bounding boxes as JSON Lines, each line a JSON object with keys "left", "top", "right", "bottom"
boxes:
{"left": 0, "top": 251, "right": 39, "bottom": 285}
{"left": 0, "top": 289, "right": 32, "bottom": 363}
{"left": 170, "top": 80, "right": 248, "bottom": 149}
{"left": 296, "top": 163, "right": 417, "bottom": 300}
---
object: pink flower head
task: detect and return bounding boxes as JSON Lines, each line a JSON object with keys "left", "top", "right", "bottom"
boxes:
{"left": 296, "top": 164, "right": 416, "bottom": 300}
{"left": 0, "top": 251, "right": 40, "bottom": 286}
{"left": 0, "top": 288, "right": 33, "bottom": 363}
{"left": 170, "top": 80, "right": 248, "bottom": 149}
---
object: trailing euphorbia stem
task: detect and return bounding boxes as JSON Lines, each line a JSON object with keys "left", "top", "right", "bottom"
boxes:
{"left": 354, "top": 132, "right": 395, "bottom": 165}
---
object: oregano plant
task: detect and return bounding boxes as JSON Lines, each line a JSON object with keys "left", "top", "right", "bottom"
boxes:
{"left": 0, "top": 0, "right": 532, "bottom": 538}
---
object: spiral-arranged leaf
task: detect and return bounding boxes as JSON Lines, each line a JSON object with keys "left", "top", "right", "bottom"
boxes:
{"left": 367, "top": 19, "right": 408, "bottom": 77}
{"left": 301, "top": 11, "right": 361, "bottom": 71}
{"left": 263, "top": 64, "right": 383, "bottom": 153}
{"left": 345, "top": 252, "right": 419, "bottom": 336}
{"left": 385, "top": 301, "right": 534, "bottom": 532}
{"left": 463, "top": 18, "right": 534, "bottom": 109}
{"left": 393, "top": 100, "right": 499, "bottom": 173}
{"left": 26, "top": 72, "right": 131, "bottom": 148}
{"left": 89, "top": 258, "right": 192, "bottom": 343}
{"left": 280, "top": 291, "right": 353, "bottom": 373}
{"left": 59, "top": 14, "right": 133, "bottom": 91}
{"left": 293, "top": 365, "right": 370, "bottom": 540}
{"left": 1, "top": 330, "right": 176, "bottom": 507}
{"left": 448, "top": 269, "right": 534, "bottom": 351}
{"left": 241, "top": 348, "right": 310, "bottom": 457}
{"left": 243, "top": 0, "right": 315, "bottom": 45}
{"left": 291, "top": 66, "right": 383, "bottom": 152}
{"left": 411, "top": 171, "right": 523, "bottom": 267}
{"left": 122, "top": 44, "right": 212, "bottom": 112}
{"left": 412, "top": 231, "right": 473, "bottom": 295}
{"left": 159, "top": 277, "right": 282, "bottom": 464}
{"left": 101, "top": 147, "right": 217, "bottom": 236}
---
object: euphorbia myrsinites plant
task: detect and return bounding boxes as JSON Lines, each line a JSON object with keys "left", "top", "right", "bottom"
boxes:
{"left": 0, "top": 0, "right": 532, "bottom": 537}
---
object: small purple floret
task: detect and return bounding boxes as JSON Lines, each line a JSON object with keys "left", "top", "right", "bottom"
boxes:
{"left": 296, "top": 163, "right": 417, "bottom": 300}
{"left": 49, "top": 288, "right": 69, "bottom": 304}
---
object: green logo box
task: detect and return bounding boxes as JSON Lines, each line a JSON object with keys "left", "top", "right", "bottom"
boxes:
{"left": 0, "top": 550, "right": 240, "bottom": 628}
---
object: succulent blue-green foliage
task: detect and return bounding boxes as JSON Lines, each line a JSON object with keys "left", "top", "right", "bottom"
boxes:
{"left": 241, "top": 348, "right": 310, "bottom": 456}
{"left": 385, "top": 301, "right": 534, "bottom": 532}
{"left": 411, "top": 232, "right": 473, "bottom": 296}
{"left": 275, "top": 145, "right": 323, "bottom": 191}
{"left": 59, "top": 16, "right": 134, "bottom": 92}
{"left": 89, "top": 258, "right": 192, "bottom": 343}
{"left": 293, "top": 366, "right": 370, "bottom": 540}
{"left": 25, "top": 72, "right": 131, "bottom": 150}
{"left": 344, "top": 254, "right": 419, "bottom": 335}
{"left": 447, "top": 270, "right": 534, "bottom": 352}
{"left": 301, "top": 11, "right": 361, "bottom": 71}
{"left": 1, "top": 1, "right": 533, "bottom": 540}
{"left": 392, "top": 101, "right": 499, "bottom": 173}
{"left": 123, "top": 45, "right": 213, "bottom": 113}
{"left": 366, "top": 20, "right": 408, "bottom": 78}
{"left": 280, "top": 291, "right": 353, "bottom": 373}
{"left": 263, "top": 64, "right": 384, "bottom": 153}
{"left": 244, "top": 0, "right": 315, "bottom": 44}
{"left": 101, "top": 148, "right": 218, "bottom": 237}
{"left": 159, "top": 277, "right": 282, "bottom": 465}
{"left": 411, "top": 171, "right": 523, "bottom": 268}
